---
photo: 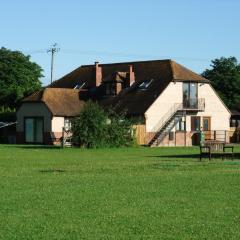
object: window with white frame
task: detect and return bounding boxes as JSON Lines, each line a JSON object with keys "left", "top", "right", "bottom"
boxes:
{"left": 176, "top": 118, "right": 186, "bottom": 131}
{"left": 64, "top": 118, "right": 72, "bottom": 131}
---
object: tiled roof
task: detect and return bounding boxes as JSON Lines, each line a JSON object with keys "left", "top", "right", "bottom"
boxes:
{"left": 23, "top": 59, "right": 209, "bottom": 116}
{"left": 50, "top": 59, "right": 208, "bottom": 89}
{"left": 23, "top": 88, "right": 84, "bottom": 116}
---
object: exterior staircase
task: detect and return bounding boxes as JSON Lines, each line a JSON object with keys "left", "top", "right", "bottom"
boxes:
{"left": 148, "top": 103, "right": 185, "bottom": 147}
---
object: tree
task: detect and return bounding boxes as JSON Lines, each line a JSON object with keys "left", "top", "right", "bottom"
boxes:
{"left": 72, "top": 101, "right": 108, "bottom": 148}
{"left": 72, "top": 101, "right": 134, "bottom": 148}
{"left": 202, "top": 57, "right": 240, "bottom": 109}
{"left": 0, "top": 47, "right": 43, "bottom": 111}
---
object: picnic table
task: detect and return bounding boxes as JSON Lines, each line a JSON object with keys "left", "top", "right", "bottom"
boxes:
{"left": 200, "top": 140, "right": 234, "bottom": 160}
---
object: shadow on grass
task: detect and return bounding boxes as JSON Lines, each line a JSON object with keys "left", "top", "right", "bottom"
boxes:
{"left": 146, "top": 153, "right": 240, "bottom": 160}
{"left": 39, "top": 169, "right": 66, "bottom": 173}
{"left": 12, "top": 145, "right": 62, "bottom": 150}
{"left": 147, "top": 154, "right": 199, "bottom": 159}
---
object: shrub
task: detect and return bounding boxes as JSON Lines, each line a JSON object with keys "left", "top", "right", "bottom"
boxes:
{"left": 72, "top": 101, "right": 135, "bottom": 148}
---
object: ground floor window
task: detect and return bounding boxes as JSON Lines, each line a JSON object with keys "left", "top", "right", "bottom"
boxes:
{"left": 24, "top": 117, "right": 43, "bottom": 143}
{"left": 169, "top": 131, "right": 174, "bottom": 141}
{"left": 191, "top": 116, "right": 200, "bottom": 131}
{"left": 176, "top": 118, "right": 186, "bottom": 131}
{"left": 230, "top": 118, "right": 240, "bottom": 127}
{"left": 64, "top": 118, "right": 72, "bottom": 131}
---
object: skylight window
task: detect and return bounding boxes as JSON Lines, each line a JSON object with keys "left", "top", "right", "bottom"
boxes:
{"left": 138, "top": 79, "right": 153, "bottom": 90}
{"left": 74, "top": 82, "right": 86, "bottom": 89}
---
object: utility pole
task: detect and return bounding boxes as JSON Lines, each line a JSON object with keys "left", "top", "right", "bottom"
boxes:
{"left": 47, "top": 43, "right": 60, "bottom": 84}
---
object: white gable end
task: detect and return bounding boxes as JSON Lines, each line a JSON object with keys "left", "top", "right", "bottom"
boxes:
{"left": 145, "top": 82, "right": 182, "bottom": 132}
{"left": 145, "top": 82, "right": 230, "bottom": 133}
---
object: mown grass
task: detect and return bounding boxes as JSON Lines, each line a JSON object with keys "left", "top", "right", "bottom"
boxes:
{"left": 0, "top": 145, "right": 240, "bottom": 239}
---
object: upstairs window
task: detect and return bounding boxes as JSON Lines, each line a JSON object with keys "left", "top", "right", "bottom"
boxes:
{"left": 183, "top": 83, "right": 198, "bottom": 108}
{"left": 138, "top": 79, "right": 153, "bottom": 90}
{"left": 105, "top": 83, "right": 116, "bottom": 95}
{"left": 74, "top": 82, "right": 86, "bottom": 89}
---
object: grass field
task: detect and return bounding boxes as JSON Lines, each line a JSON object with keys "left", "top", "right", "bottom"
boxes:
{"left": 0, "top": 145, "right": 240, "bottom": 239}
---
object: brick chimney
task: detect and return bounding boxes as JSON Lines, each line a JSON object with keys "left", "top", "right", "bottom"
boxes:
{"left": 126, "top": 65, "right": 135, "bottom": 87}
{"left": 95, "top": 62, "right": 102, "bottom": 87}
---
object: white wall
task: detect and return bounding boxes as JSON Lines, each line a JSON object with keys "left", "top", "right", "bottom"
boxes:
{"left": 16, "top": 102, "right": 52, "bottom": 132}
{"left": 145, "top": 82, "right": 182, "bottom": 132}
{"left": 145, "top": 82, "right": 230, "bottom": 132}
{"left": 197, "top": 84, "right": 230, "bottom": 130}
{"left": 52, "top": 117, "right": 65, "bottom": 132}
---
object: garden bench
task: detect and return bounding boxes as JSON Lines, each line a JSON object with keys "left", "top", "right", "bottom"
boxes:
{"left": 200, "top": 140, "right": 234, "bottom": 161}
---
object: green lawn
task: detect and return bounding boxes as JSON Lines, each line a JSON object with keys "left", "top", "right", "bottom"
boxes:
{"left": 0, "top": 145, "right": 240, "bottom": 239}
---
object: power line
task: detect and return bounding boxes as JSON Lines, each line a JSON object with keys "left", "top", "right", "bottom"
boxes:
{"left": 21, "top": 49, "right": 46, "bottom": 54}
{"left": 21, "top": 47, "right": 213, "bottom": 62}
{"left": 47, "top": 43, "right": 60, "bottom": 84}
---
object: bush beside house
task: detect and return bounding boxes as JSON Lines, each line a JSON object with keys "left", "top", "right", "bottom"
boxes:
{"left": 72, "top": 102, "right": 135, "bottom": 148}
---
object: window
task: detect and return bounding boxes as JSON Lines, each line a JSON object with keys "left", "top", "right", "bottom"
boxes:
{"left": 138, "top": 79, "right": 153, "bottom": 90}
{"left": 203, "top": 117, "right": 211, "bottom": 131}
{"left": 169, "top": 132, "right": 174, "bottom": 141}
{"left": 191, "top": 116, "right": 200, "bottom": 131}
{"left": 176, "top": 118, "right": 186, "bottom": 131}
{"left": 74, "top": 82, "right": 86, "bottom": 89}
{"left": 105, "top": 83, "right": 116, "bottom": 95}
{"left": 64, "top": 118, "right": 72, "bottom": 131}
{"left": 25, "top": 117, "right": 43, "bottom": 143}
{"left": 230, "top": 118, "right": 240, "bottom": 127}
{"left": 183, "top": 83, "right": 198, "bottom": 108}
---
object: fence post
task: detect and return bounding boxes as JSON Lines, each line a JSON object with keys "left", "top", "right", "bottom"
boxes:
{"left": 225, "top": 130, "right": 227, "bottom": 142}
{"left": 214, "top": 131, "right": 216, "bottom": 140}
{"left": 61, "top": 127, "right": 64, "bottom": 148}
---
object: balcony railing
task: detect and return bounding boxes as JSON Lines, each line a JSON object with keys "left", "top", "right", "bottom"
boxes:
{"left": 183, "top": 98, "right": 205, "bottom": 111}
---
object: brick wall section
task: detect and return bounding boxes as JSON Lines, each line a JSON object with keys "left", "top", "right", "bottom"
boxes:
{"left": 145, "top": 131, "right": 199, "bottom": 146}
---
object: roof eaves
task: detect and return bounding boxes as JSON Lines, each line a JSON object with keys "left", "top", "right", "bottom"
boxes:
{"left": 172, "top": 78, "right": 210, "bottom": 83}
{"left": 169, "top": 60, "right": 176, "bottom": 81}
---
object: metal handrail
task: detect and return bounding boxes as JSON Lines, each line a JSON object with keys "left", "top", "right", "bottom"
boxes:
{"left": 183, "top": 98, "right": 205, "bottom": 110}
{"left": 151, "top": 98, "right": 205, "bottom": 137}
{"left": 152, "top": 103, "right": 183, "bottom": 133}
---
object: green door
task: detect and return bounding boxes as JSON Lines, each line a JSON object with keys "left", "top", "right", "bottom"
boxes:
{"left": 25, "top": 118, "right": 43, "bottom": 143}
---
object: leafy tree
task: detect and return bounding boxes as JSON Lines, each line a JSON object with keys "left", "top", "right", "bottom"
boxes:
{"left": 0, "top": 47, "right": 43, "bottom": 111}
{"left": 202, "top": 57, "right": 240, "bottom": 109}
{"left": 72, "top": 101, "right": 134, "bottom": 148}
{"left": 105, "top": 108, "right": 135, "bottom": 147}
{"left": 72, "top": 101, "right": 107, "bottom": 148}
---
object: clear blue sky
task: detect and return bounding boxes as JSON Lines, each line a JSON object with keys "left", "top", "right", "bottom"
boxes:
{"left": 1, "top": 0, "right": 240, "bottom": 86}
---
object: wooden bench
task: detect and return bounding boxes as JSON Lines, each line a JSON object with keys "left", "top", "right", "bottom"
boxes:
{"left": 200, "top": 141, "right": 234, "bottom": 160}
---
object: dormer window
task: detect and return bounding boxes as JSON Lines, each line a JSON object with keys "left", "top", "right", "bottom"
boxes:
{"left": 106, "top": 83, "right": 116, "bottom": 95}
{"left": 138, "top": 79, "right": 153, "bottom": 90}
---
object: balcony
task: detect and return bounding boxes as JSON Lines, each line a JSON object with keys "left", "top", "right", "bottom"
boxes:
{"left": 183, "top": 98, "right": 205, "bottom": 111}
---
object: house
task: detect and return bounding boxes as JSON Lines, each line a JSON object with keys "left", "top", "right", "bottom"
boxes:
{"left": 16, "top": 88, "right": 84, "bottom": 144}
{"left": 16, "top": 60, "right": 231, "bottom": 146}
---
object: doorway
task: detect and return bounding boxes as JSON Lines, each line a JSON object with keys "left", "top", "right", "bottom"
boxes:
{"left": 24, "top": 117, "right": 44, "bottom": 143}
{"left": 203, "top": 117, "right": 211, "bottom": 140}
{"left": 183, "top": 83, "right": 198, "bottom": 109}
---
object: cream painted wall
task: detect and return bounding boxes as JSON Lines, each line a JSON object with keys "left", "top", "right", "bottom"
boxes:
{"left": 16, "top": 102, "right": 52, "bottom": 132}
{"left": 197, "top": 84, "right": 230, "bottom": 130}
{"left": 145, "top": 82, "right": 182, "bottom": 132}
{"left": 52, "top": 117, "right": 65, "bottom": 132}
{"left": 145, "top": 82, "right": 230, "bottom": 133}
